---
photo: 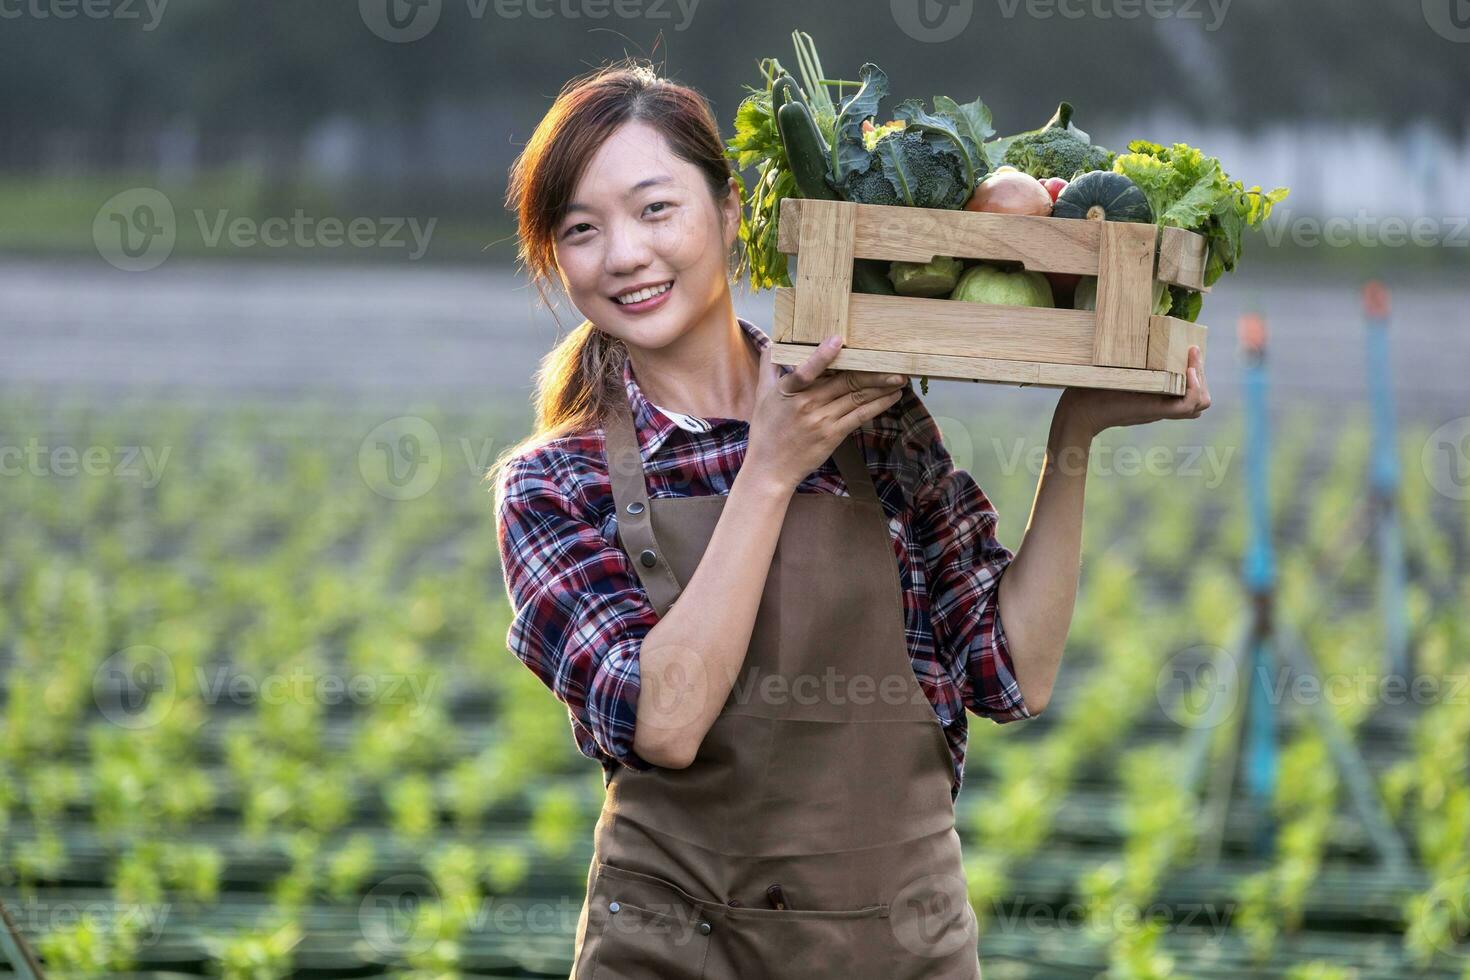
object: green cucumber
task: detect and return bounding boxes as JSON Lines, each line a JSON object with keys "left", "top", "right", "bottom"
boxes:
{"left": 777, "top": 99, "right": 839, "bottom": 201}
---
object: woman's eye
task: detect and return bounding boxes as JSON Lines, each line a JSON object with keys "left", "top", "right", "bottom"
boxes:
{"left": 563, "top": 222, "right": 592, "bottom": 238}
{"left": 645, "top": 202, "right": 671, "bottom": 216}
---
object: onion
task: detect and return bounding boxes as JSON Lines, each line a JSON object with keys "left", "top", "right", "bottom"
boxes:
{"left": 964, "top": 171, "right": 1053, "bottom": 216}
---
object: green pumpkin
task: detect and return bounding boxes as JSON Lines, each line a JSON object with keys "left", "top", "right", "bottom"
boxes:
{"left": 1051, "top": 171, "right": 1153, "bottom": 223}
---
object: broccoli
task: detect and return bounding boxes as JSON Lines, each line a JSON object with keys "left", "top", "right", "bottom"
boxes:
{"left": 1000, "top": 101, "right": 1114, "bottom": 181}
{"left": 1003, "top": 128, "right": 1113, "bottom": 181}
{"left": 840, "top": 129, "right": 973, "bottom": 210}
{"left": 839, "top": 157, "right": 902, "bottom": 207}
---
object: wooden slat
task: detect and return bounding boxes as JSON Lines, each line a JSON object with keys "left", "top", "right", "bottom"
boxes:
{"left": 779, "top": 198, "right": 1102, "bottom": 275}
{"left": 1146, "top": 315, "right": 1209, "bottom": 374}
{"left": 1156, "top": 226, "right": 1211, "bottom": 291}
{"left": 1092, "top": 221, "right": 1158, "bottom": 369}
{"left": 774, "top": 288, "right": 1096, "bottom": 365}
{"left": 769, "top": 342, "right": 1186, "bottom": 395}
{"left": 790, "top": 199, "right": 856, "bottom": 344}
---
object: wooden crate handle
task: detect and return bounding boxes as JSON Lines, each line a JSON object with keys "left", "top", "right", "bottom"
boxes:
{"left": 789, "top": 199, "right": 856, "bottom": 344}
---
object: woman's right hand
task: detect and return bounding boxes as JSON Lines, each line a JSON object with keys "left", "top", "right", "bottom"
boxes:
{"left": 744, "top": 336, "right": 908, "bottom": 492}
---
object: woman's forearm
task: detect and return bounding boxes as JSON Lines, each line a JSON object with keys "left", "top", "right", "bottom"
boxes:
{"left": 632, "top": 466, "right": 793, "bottom": 768}
{"left": 995, "top": 403, "right": 1096, "bottom": 715}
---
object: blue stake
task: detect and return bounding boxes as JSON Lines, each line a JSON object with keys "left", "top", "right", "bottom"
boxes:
{"left": 1363, "top": 281, "right": 1410, "bottom": 679}
{"left": 1239, "top": 312, "right": 1278, "bottom": 856}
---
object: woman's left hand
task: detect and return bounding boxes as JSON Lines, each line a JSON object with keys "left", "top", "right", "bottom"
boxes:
{"left": 1057, "top": 344, "right": 1211, "bottom": 440}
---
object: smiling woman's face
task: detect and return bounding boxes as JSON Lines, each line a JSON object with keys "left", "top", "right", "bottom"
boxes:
{"left": 553, "top": 118, "right": 739, "bottom": 349}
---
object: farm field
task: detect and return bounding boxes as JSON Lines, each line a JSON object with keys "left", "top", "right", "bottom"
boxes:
{"left": 2, "top": 261, "right": 1468, "bottom": 979}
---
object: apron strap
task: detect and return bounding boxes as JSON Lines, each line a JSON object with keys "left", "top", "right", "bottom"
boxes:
{"left": 602, "top": 393, "right": 882, "bottom": 615}
{"left": 831, "top": 430, "right": 879, "bottom": 504}
{"left": 604, "top": 395, "right": 685, "bottom": 616}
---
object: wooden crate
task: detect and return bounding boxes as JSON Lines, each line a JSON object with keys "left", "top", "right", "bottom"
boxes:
{"left": 770, "top": 197, "right": 1210, "bottom": 395}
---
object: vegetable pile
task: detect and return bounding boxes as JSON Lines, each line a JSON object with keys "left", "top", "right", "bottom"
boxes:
{"left": 725, "top": 31, "right": 1290, "bottom": 389}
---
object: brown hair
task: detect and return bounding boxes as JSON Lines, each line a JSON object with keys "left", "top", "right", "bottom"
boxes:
{"left": 486, "top": 59, "right": 738, "bottom": 496}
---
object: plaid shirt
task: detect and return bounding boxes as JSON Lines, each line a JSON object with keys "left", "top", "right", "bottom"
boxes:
{"left": 495, "top": 317, "right": 1031, "bottom": 803}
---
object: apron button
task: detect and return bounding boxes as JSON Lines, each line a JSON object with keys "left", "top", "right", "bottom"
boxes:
{"left": 608, "top": 901, "right": 621, "bottom": 914}
{"left": 638, "top": 549, "right": 657, "bottom": 567}
{"left": 626, "top": 500, "right": 645, "bottom": 515}
{"left": 698, "top": 921, "right": 712, "bottom": 935}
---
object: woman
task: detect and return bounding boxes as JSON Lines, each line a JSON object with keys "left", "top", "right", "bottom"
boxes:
{"left": 492, "top": 61, "right": 1209, "bottom": 980}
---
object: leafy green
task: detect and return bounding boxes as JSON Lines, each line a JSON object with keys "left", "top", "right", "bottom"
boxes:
{"left": 894, "top": 96, "right": 991, "bottom": 188}
{"left": 1111, "top": 140, "right": 1289, "bottom": 287}
{"left": 831, "top": 62, "right": 889, "bottom": 186}
{"left": 725, "top": 59, "right": 797, "bottom": 289}
{"left": 832, "top": 82, "right": 994, "bottom": 210}
{"left": 726, "top": 32, "right": 870, "bottom": 289}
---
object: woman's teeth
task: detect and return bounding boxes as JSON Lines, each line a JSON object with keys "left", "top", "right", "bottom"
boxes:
{"left": 614, "top": 282, "right": 672, "bottom": 305}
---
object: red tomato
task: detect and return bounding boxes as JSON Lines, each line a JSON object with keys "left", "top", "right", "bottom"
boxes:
{"left": 1042, "top": 177, "right": 1068, "bottom": 203}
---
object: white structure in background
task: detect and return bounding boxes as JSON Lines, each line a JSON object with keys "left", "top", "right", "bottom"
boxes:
{"left": 1110, "top": 109, "right": 1470, "bottom": 237}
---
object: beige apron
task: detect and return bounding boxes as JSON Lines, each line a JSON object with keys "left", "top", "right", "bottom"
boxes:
{"left": 568, "top": 393, "right": 984, "bottom": 979}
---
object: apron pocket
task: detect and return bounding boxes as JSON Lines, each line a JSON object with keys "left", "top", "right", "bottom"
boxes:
{"left": 585, "top": 862, "right": 712, "bottom": 980}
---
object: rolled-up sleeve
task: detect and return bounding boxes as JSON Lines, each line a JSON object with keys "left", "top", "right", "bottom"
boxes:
{"left": 898, "top": 389, "right": 1032, "bottom": 723}
{"left": 495, "top": 451, "right": 659, "bottom": 771}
